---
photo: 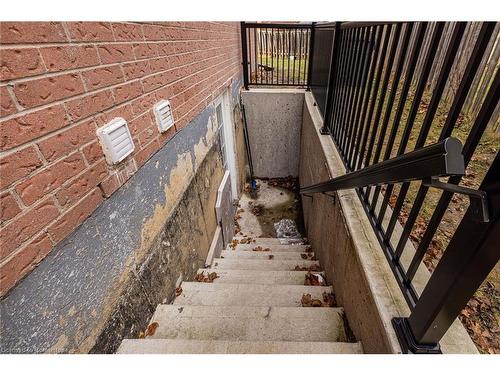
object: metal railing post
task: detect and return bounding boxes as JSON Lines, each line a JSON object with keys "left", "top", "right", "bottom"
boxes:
{"left": 306, "top": 22, "right": 316, "bottom": 91}
{"left": 393, "top": 150, "right": 499, "bottom": 353}
{"left": 321, "top": 21, "right": 342, "bottom": 135}
{"left": 240, "top": 22, "right": 249, "bottom": 90}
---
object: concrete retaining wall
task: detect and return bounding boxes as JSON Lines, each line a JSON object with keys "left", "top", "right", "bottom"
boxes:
{"left": 299, "top": 92, "right": 477, "bottom": 354}
{"left": 241, "top": 89, "right": 304, "bottom": 178}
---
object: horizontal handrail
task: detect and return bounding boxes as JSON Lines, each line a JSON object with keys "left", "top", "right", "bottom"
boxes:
{"left": 300, "top": 137, "right": 465, "bottom": 195}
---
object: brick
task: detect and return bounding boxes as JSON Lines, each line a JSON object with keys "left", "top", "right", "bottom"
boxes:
{"left": 122, "top": 60, "right": 150, "bottom": 80}
{"left": 39, "top": 45, "right": 100, "bottom": 72}
{"left": 48, "top": 188, "right": 103, "bottom": 244}
{"left": 13, "top": 73, "right": 85, "bottom": 109}
{"left": 129, "top": 111, "right": 154, "bottom": 135}
{"left": 94, "top": 103, "right": 134, "bottom": 126}
{"left": 133, "top": 43, "right": 157, "bottom": 59}
{"left": 0, "top": 105, "right": 69, "bottom": 151}
{"left": 0, "top": 86, "right": 16, "bottom": 117}
{"left": 112, "top": 23, "right": 144, "bottom": 41}
{"left": 158, "top": 124, "right": 176, "bottom": 146}
{"left": 0, "top": 197, "right": 59, "bottom": 260}
{"left": 0, "top": 22, "right": 67, "bottom": 44}
{"left": 137, "top": 126, "right": 156, "bottom": 148}
{"left": 0, "top": 48, "right": 46, "bottom": 81}
{"left": 0, "top": 146, "right": 43, "bottom": 189}
{"left": 134, "top": 138, "right": 159, "bottom": 167}
{"left": 113, "top": 81, "right": 143, "bottom": 104}
{"left": 15, "top": 153, "right": 86, "bottom": 206}
{"left": 0, "top": 234, "right": 53, "bottom": 296}
{"left": 131, "top": 92, "right": 157, "bottom": 115}
{"left": 82, "top": 141, "right": 104, "bottom": 165}
{"left": 0, "top": 191, "right": 21, "bottom": 223}
{"left": 66, "top": 90, "right": 115, "bottom": 122}
{"left": 99, "top": 174, "right": 121, "bottom": 197}
{"left": 56, "top": 160, "right": 108, "bottom": 206}
{"left": 142, "top": 24, "right": 166, "bottom": 41}
{"left": 66, "top": 22, "right": 114, "bottom": 42}
{"left": 149, "top": 56, "right": 175, "bottom": 74}
{"left": 81, "top": 65, "right": 124, "bottom": 90}
{"left": 97, "top": 44, "right": 135, "bottom": 64}
{"left": 37, "top": 120, "right": 96, "bottom": 162}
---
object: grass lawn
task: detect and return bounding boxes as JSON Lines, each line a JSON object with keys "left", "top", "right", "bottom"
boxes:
{"left": 250, "top": 54, "right": 308, "bottom": 85}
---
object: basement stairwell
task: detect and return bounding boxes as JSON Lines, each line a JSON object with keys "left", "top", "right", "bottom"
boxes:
{"left": 118, "top": 180, "right": 363, "bottom": 354}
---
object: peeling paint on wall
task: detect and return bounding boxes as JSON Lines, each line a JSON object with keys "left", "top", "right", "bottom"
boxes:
{"left": 0, "top": 79, "right": 243, "bottom": 354}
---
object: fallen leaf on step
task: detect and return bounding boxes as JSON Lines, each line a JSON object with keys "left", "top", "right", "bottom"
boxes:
{"left": 301, "top": 293, "right": 322, "bottom": 307}
{"left": 268, "top": 254, "right": 274, "bottom": 260}
{"left": 304, "top": 271, "right": 326, "bottom": 286}
{"left": 194, "top": 271, "right": 219, "bottom": 283}
{"left": 301, "top": 253, "right": 308, "bottom": 259}
{"left": 294, "top": 264, "right": 321, "bottom": 272}
{"left": 142, "top": 322, "right": 159, "bottom": 338}
{"left": 322, "top": 292, "right": 337, "bottom": 307}
{"left": 252, "top": 246, "right": 270, "bottom": 252}
{"left": 175, "top": 286, "right": 182, "bottom": 296}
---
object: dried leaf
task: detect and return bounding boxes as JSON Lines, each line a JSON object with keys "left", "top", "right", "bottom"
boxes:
{"left": 143, "top": 322, "right": 159, "bottom": 337}
{"left": 175, "top": 286, "right": 182, "bottom": 296}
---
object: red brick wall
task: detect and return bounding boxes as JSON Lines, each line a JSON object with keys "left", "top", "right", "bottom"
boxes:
{"left": 0, "top": 22, "right": 242, "bottom": 295}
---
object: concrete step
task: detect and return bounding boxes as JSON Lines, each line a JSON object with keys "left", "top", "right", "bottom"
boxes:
{"left": 118, "top": 339, "right": 363, "bottom": 354}
{"left": 196, "top": 269, "right": 324, "bottom": 285}
{"left": 211, "top": 258, "right": 320, "bottom": 271}
{"left": 229, "top": 243, "right": 311, "bottom": 253}
{"left": 146, "top": 305, "right": 347, "bottom": 342}
{"left": 221, "top": 250, "right": 315, "bottom": 260}
{"left": 232, "top": 237, "right": 306, "bottom": 246}
{"left": 173, "top": 282, "right": 332, "bottom": 307}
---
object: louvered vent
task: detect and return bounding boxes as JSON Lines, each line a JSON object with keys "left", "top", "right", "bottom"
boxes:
{"left": 96, "top": 117, "right": 135, "bottom": 165}
{"left": 154, "top": 100, "right": 175, "bottom": 133}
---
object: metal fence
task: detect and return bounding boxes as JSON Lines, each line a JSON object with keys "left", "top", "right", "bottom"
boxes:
{"left": 304, "top": 21, "right": 499, "bottom": 353}
{"left": 241, "top": 22, "right": 312, "bottom": 88}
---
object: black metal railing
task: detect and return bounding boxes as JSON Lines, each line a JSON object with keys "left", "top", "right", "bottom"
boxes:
{"left": 241, "top": 22, "right": 312, "bottom": 88}
{"left": 302, "top": 22, "right": 499, "bottom": 353}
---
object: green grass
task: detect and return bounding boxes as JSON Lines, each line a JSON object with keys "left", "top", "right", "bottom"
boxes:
{"left": 251, "top": 54, "right": 308, "bottom": 85}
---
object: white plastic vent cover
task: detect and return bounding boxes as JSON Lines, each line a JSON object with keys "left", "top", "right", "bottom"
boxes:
{"left": 96, "top": 117, "right": 135, "bottom": 165}
{"left": 154, "top": 100, "right": 175, "bottom": 133}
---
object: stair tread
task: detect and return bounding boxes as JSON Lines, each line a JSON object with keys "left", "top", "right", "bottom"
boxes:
{"left": 145, "top": 305, "right": 346, "bottom": 342}
{"left": 229, "top": 243, "right": 310, "bottom": 252}
{"left": 220, "top": 250, "right": 315, "bottom": 260}
{"left": 211, "top": 258, "right": 320, "bottom": 271}
{"left": 174, "top": 282, "right": 332, "bottom": 307}
{"left": 118, "top": 339, "right": 363, "bottom": 354}
{"left": 196, "top": 269, "right": 324, "bottom": 285}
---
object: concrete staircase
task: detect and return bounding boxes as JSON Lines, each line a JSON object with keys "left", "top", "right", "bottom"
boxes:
{"left": 118, "top": 237, "right": 363, "bottom": 354}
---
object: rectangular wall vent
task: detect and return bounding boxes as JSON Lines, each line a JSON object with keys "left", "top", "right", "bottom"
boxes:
{"left": 96, "top": 117, "right": 135, "bottom": 165}
{"left": 154, "top": 100, "right": 175, "bottom": 133}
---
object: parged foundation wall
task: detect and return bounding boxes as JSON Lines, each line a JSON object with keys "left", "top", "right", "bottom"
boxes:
{"left": 0, "top": 79, "right": 243, "bottom": 353}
